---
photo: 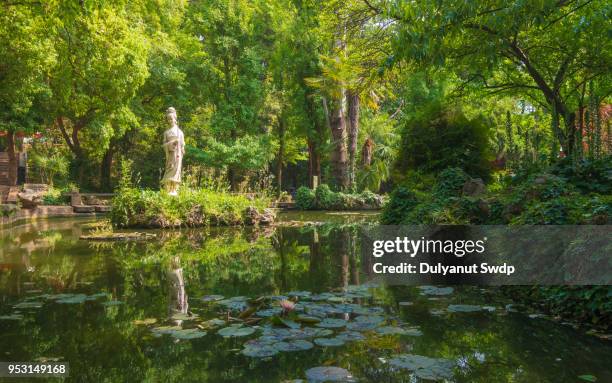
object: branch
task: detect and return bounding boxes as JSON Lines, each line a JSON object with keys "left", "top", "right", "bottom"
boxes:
{"left": 362, "top": 0, "right": 381, "bottom": 14}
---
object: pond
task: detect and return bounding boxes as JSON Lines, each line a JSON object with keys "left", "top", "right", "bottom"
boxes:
{"left": 0, "top": 213, "right": 610, "bottom": 382}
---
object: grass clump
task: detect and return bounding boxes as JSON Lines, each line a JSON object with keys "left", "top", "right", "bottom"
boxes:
{"left": 111, "top": 187, "right": 269, "bottom": 228}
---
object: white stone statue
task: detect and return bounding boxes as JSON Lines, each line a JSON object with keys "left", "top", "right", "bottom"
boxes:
{"left": 161, "top": 107, "right": 185, "bottom": 195}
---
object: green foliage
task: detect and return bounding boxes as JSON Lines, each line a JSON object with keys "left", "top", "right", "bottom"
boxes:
{"left": 380, "top": 187, "right": 420, "bottom": 224}
{"left": 295, "top": 186, "right": 316, "bottom": 210}
{"left": 314, "top": 184, "right": 340, "bottom": 210}
{"left": 551, "top": 157, "right": 612, "bottom": 194}
{"left": 504, "top": 286, "right": 612, "bottom": 327}
{"left": 396, "top": 103, "right": 492, "bottom": 181}
{"left": 296, "top": 184, "right": 383, "bottom": 211}
{"left": 30, "top": 152, "right": 69, "bottom": 187}
{"left": 41, "top": 187, "right": 68, "bottom": 206}
{"left": 432, "top": 168, "right": 470, "bottom": 201}
{"left": 382, "top": 160, "right": 612, "bottom": 225}
{"left": 111, "top": 187, "right": 269, "bottom": 228}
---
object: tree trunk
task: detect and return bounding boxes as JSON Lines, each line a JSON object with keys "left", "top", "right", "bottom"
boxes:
{"left": 100, "top": 144, "right": 114, "bottom": 192}
{"left": 329, "top": 96, "right": 349, "bottom": 190}
{"left": 361, "top": 138, "right": 373, "bottom": 167}
{"left": 6, "top": 131, "right": 17, "bottom": 186}
{"left": 347, "top": 91, "right": 360, "bottom": 190}
{"left": 276, "top": 117, "right": 286, "bottom": 196}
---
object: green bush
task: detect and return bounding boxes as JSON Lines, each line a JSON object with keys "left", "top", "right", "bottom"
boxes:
{"left": 432, "top": 167, "right": 470, "bottom": 201}
{"left": 380, "top": 187, "right": 420, "bottom": 224}
{"left": 315, "top": 184, "right": 340, "bottom": 209}
{"left": 551, "top": 156, "right": 612, "bottom": 194}
{"left": 295, "top": 186, "right": 316, "bottom": 209}
{"left": 41, "top": 187, "right": 69, "bottom": 205}
{"left": 295, "top": 184, "right": 384, "bottom": 211}
{"left": 111, "top": 187, "right": 269, "bottom": 228}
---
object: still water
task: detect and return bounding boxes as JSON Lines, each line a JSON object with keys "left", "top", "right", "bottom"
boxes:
{"left": 0, "top": 213, "right": 610, "bottom": 382}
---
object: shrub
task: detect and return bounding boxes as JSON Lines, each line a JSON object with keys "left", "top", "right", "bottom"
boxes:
{"left": 41, "top": 187, "right": 68, "bottom": 205}
{"left": 380, "top": 187, "right": 420, "bottom": 224}
{"left": 432, "top": 167, "right": 470, "bottom": 201}
{"left": 315, "top": 184, "right": 340, "bottom": 209}
{"left": 295, "top": 184, "right": 384, "bottom": 211}
{"left": 295, "top": 186, "right": 316, "bottom": 210}
{"left": 551, "top": 156, "right": 612, "bottom": 194}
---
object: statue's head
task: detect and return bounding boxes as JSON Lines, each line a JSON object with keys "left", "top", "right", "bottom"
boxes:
{"left": 166, "top": 107, "right": 177, "bottom": 126}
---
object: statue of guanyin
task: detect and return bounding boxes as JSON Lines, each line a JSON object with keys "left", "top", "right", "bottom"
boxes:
{"left": 161, "top": 107, "right": 185, "bottom": 195}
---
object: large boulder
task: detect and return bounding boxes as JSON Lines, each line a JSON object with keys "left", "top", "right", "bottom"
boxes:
{"left": 18, "top": 189, "right": 44, "bottom": 209}
{"left": 244, "top": 206, "right": 276, "bottom": 226}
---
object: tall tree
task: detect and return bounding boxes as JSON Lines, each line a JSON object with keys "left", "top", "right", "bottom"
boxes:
{"left": 0, "top": 3, "right": 52, "bottom": 185}
{"left": 375, "top": 0, "right": 611, "bottom": 155}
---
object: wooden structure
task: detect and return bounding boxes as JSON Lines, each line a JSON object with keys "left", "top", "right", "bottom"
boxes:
{"left": 0, "top": 152, "right": 10, "bottom": 185}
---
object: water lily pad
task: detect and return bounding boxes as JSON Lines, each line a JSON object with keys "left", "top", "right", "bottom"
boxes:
{"left": 346, "top": 321, "right": 379, "bottom": 331}
{"left": 56, "top": 294, "right": 88, "bottom": 304}
{"left": 218, "top": 297, "right": 249, "bottom": 311}
{"left": 102, "top": 300, "right": 124, "bottom": 306}
{"left": 255, "top": 308, "right": 282, "bottom": 317}
{"left": 578, "top": 374, "right": 598, "bottom": 382}
{"left": 171, "top": 328, "right": 206, "bottom": 339}
{"left": 296, "top": 315, "right": 321, "bottom": 324}
{"left": 447, "top": 304, "right": 482, "bottom": 313}
{"left": 418, "top": 286, "right": 454, "bottom": 296}
{"left": 218, "top": 325, "right": 255, "bottom": 338}
{"left": 151, "top": 325, "right": 182, "bottom": 336}
{"left": 314, "top": 337, "right": 345, "bottom": 347}
{"left": 399, "top": 301, "right": 413, "bottom": 306}
{"left": 273, "top": 340, "right": 314, "bottom": 352}
{"left": 350, "top": 306, "right": 385, "bottom": 315}
{"left": 201, "top": 294, "right": 224, "bottom": 302}
{"left": 315, "top": 318, "right": 347, "bottom": 328}
{"left": 203, "top": 318, "right": 226, "bottom": 327}
{"left": 287, "top": 291, "right": 311, "bottom": 298}
{"left": 354, "top": 315, "right": 385, "bottom": 325}
{"left": 482, "top": 306, "right": 496, "bottom": 312}
{"left": 305, "top": 366, "right": 353, "bottom": 382}
{"left": 310, "top": 293, "right": 336, "bottom": 301}
{"left": 280, "top": 318, "right": 301, "bottom": 329}
{"left": 171, "top": 312, "right": 199, "bottom": 321}
{"left": 0, "top": 314, "right": 23, "bottom": 320}
{"left": 14, "top": 301, "right": 43, "bottom": 309}
{"left": 388, "top": 354, "right": 455, "bottom": 380}
{"left": 327, "top": 296, "right": 349, "bottom": 303}
{"left": 336, "top": 331, "right": 365, "bottom": 342}
{"left": 376, "top": 326, "right": 408, "bottom": 335}
{"left": 242, "top": 344, "right": 279, "bottom": 358}
{"left": 133, "top": 318, "right": 157, "bottom": 325}
{"left": 389, "top": 354, "right": 455, "bottom": 380}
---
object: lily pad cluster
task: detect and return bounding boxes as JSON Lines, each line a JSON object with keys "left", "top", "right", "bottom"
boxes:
{"left": 388, "top": 354, "right": 455, "bottom": 380}
{"left": 1, "top": 291, "right": 121, "bottom": 321}
{"left": 304, "top": 366, "right": 354, "bottom": 382}
{"left": 418, "top": 286, "right": 454, "bottom": 296}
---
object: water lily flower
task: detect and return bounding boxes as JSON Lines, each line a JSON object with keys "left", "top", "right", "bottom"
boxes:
{"left": 279, "top": 299, "right": 295, "bottom": 314}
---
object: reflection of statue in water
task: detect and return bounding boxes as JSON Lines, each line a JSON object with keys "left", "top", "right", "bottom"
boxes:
{"left": 167, "top": 256, "right": 188, "bottom": 322}
{"left": 161, "top": 107, "right": 185, "bottom": 196}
